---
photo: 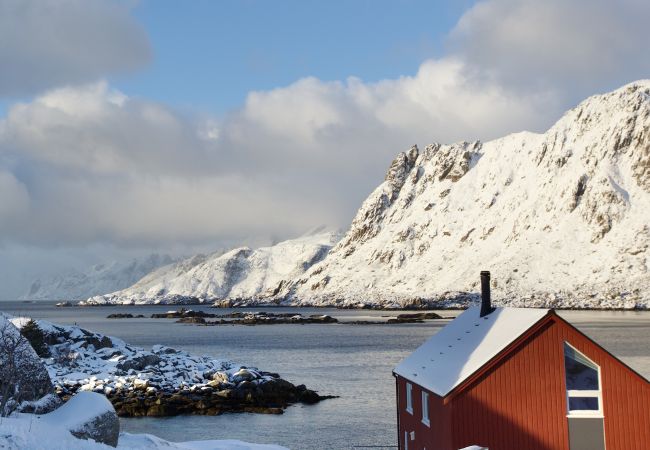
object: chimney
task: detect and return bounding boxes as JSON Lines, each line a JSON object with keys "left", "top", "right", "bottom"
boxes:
{"left": 480, "top": 271, "right": 494, "bottom": 317}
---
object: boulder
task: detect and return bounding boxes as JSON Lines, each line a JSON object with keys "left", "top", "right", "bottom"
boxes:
{"left": 232, "top": 368, "right": 257, "bottom": 383}
{"left": 0, "top": 315, "right": 56, "bottom": 415}
{"left": 116, "top": 353, "right": 161, "bottom": 372}
{"left": 133, "top": 378, "right": 149, "bottom": 390}
{"left": 211, "top": 371, "right": 230, "bottom": 383}
{"left": 42, "top": 391, "right": 120, "bottom": 447}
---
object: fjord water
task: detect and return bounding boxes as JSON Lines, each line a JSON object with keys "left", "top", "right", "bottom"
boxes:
{"left": 2, "top": 302, "right": 649, "bottom": 450}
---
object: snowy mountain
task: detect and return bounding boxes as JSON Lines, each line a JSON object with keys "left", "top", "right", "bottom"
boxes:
{"left": 279, "top": 81, "right": 650, "bottom": 309}
{"left": 22, "top": 254, "right": 175, "bottom": 301}
{"left": 83, "top": 232, "right": 340, "bottom": 305}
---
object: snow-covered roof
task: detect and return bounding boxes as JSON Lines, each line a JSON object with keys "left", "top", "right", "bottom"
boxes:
{"left": 394, "top": 306, "right": 550, "bottom": 396}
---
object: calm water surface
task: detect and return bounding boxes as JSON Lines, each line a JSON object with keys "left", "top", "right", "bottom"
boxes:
{"left": 1, "top": 301, "right": 649, "bottom": 450}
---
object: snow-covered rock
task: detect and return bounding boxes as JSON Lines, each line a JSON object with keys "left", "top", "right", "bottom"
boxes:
{"left": 22, "top": 254, "right": 175, "bottom": 301}
{"left": 0, "top": 314, "right": 55, "bottom": 415}
{"left": 42, "top": 392, "right": 119, "bottom": 447}
{"left": 8, "top": 316, "right": 326, "bottom": 417}
{"left": 8, "top": 317, "right": 246, "bottom": 396}
{"left": 280, "top": 81, "right": 650, "bottom": 309}
{"left": 84, "top": 231, "right": 340, "bottom": 305}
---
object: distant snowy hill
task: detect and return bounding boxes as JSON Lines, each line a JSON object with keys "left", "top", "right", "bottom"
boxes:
{"left": 84, "top": 232, "right": 340, "bottom": 305}
{"left": 279, "top": 81, "right": 650, "bottom": 309}
{"left": 22, "top": 254, "right": 175, "bottom": 301}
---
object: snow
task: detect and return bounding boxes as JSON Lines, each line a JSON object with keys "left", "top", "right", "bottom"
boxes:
{"left": 8, "top": 317, "right": 273, "bottom": 397}
{"left": 21, "top": 254, "right": 175, "bottom": 301}
{"left": 394, "top": 306, "right": 549, "bottom": 396}
{"left": 41, "top": 392, "right": 113, "bottom": 429}
{"left": 81, "top": 81, "right": 650, "bottom": 310}
{"left": 279, "top": 80, "right": 650, "bottom": 309}
{"left": 0, "top": 414, "right": 287, "bottom": 450}
{"left": 83, "top": 231, "right": 340, "bottom": 305}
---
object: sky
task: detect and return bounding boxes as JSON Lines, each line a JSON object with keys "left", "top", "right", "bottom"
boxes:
{"left": 0, "top": 0, "right": 649, "bottom": 298}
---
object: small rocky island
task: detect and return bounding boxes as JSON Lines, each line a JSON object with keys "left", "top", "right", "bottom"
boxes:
{"left": 114, "top": 308, "right": 446, "bottom": 325}
{"left": 11, "top": 317, "right": 334, "bottom": 417}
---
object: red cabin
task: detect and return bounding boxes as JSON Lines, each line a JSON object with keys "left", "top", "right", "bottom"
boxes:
{"left": 394, "top": 300, "right": 650, "bottom": 450}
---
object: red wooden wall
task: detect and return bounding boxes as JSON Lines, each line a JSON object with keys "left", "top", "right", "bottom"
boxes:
{"left": 396, "top": 313, "right": 650, "bottom": 450}
{"left": 396, "top": 376, "right": 450, "bottom": 450}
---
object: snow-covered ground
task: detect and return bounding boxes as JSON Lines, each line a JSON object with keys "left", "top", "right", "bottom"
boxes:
{"left": 0, "top": 414, "right": 287, "bottom": 449}
{"left": 83, "top": 231, "right": 340, "bottom": 306}
{"left": 280, "top": 81, "right": 650, "bottom": 309}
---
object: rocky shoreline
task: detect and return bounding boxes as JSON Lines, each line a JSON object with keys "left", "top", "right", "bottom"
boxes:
{"left": 58, "top": 370, "right": 332, "bottom": 417}
{"left": 107, "top": 309, "right": 446, "bottom": 325}
{"left": 11, "top": 317, "right": 335, "bottom": 418}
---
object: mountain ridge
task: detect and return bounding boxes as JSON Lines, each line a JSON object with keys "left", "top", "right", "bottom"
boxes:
{"left": 22, "top": 254, "right": 175, "bottom": 301}
{"left": 278, "top": 80, "right": 650, "bottom": 308}
{"left": 83, "top": 231, "right": 341, "bottom": 305}
{"left": 83, "top": 81, "right": 650, "bottom": 309}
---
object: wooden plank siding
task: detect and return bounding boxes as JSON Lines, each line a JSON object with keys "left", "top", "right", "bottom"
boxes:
{"left": 396, "top": 376, "right": 450, "bottom": 450}
{"left": 396, "top": 312, "right": 650, "bottom": 450}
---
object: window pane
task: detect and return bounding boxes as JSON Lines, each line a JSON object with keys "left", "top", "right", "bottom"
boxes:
{"left": 564, "top": 347, "right": 599, "bottom": 390}
{"left": 422, "top": 391, "right": 429, "bottom": 422}
{"left": 568, "top": 397, "right": 599, "bottom": 411}
{"left": 406, "top": 383, "right": 412, "bottom": 412}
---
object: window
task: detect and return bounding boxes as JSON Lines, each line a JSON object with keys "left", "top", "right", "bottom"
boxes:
{"left": 406, "top": 383, "right": 413, "bottom": 414}
{"left": 564, "top": 343, "right": 602, "bottom": 416}
{"left": 421, "top": 391, "right": 430, "bottom": 426}
{"left": 404, "top": 431, "right": 409, "bottom": 450}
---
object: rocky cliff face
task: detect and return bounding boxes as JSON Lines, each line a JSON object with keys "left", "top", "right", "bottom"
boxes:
{"left": 84, "top": 232, "right": 340, "bottom": 305}
{"left": 280, "top": 81, "right": 650, "bottom": 309}
{"left": 22, "top": 254, "right": 175, "bottom": 301}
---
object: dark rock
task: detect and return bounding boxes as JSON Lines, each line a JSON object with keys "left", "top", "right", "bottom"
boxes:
{"left": 106, "top": 313, "right": 144, "bottom": 319}
{"left": 116, "top": 354, "right": 161, "bottom": 372}
{"left": 176, "top": 317, "right": 206, "bottom": 324}
{"left": 0, "top": 315, "right": 57, "bottom": 415}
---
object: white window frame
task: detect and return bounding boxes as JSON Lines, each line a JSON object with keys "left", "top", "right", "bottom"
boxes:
{"left": 421, "top": 391, "right": 430, "bottom": 426}
{"left": 564, "top": 342, "right": 604, "bottom": 418}
{"left": 406, "top": 382, "right": 413, "bottom": 414}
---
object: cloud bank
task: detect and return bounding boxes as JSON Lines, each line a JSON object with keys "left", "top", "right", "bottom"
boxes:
{"left": 0, "top": 60, "right": 560, "bottom": 247}
{"left": 0, "top": 0, "right": 150, "bottom": 97}
{"left": 0, "top": 0, "right": 649, "bottom": 296}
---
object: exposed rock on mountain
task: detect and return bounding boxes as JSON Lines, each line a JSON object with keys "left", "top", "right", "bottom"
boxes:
{"left": 84, "top": 232, "right": 340, "bottom": 305}
{"left": 22, "top": 254, "right": 175, "bottom": 301}
{"left": 280, "top": 81, "right": 650, "bottom": 309}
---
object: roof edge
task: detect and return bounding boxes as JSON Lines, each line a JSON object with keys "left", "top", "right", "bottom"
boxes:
{"left": 443, "top": 310, "right": 555, "bottom": 402}
{"left": 551, "top": 312, "right": 650, "bottom": 385}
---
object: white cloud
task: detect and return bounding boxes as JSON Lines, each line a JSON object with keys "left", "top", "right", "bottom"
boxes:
{"left": 448, "top": 0, "right": 650, "bottom": 99}
{"left": 2, "top": 0, "right": 650, "bottom": 296}
{"left": 0, "top": 169, "right": 29, "bottom": 224}
{"left": 0, "top": 0, "right": 150, "bottom": 97}
{"left": 0, "top": 60, "right": 560, "bottom": 250}
{"left": 3, "top": 82, "right": 209, "bottom": 175}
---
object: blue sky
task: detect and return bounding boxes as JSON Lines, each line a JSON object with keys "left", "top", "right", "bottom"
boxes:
{"left": 1, "top": 0, "right": 649, "bottom": 297}
{"left": 111, "top": 0, "right": 475, "bottom": 113}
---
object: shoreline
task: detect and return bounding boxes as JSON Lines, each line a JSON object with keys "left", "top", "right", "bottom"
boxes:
{"left": 10, "top": 316, "right": 336, "bottom": 419}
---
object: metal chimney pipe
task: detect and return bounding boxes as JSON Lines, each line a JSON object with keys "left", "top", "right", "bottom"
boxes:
{"left": 480, "top": 271, "right": 493, "bottom": 317}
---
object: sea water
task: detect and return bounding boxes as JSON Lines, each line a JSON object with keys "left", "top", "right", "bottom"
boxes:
{"left": 1, "top": 301, "right": 648, "bottom": 450}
